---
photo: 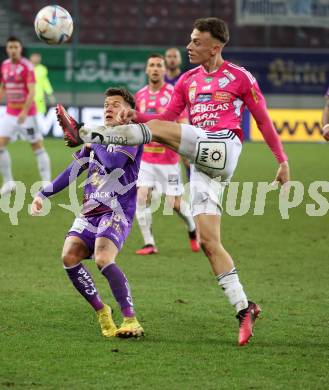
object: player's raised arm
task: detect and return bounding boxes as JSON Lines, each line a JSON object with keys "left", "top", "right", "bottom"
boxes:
{"left": 31, "top": 148, "right": 89, "bottom": 215}
{"left": 243, "top": 78, "right": 289, "bottom": 184}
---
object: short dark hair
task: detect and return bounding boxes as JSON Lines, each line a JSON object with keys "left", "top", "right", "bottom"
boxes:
{"left": 147, "top": 53, "right": 165, "bottom": 61}
{"left": 6, "top": 36, "right": 22, "bottom": 45}
{"left": 104, "top": 87, "right": 135, "bottom": 109}
{"left": 193, "top": 18, "right": 229, "bottom": 45}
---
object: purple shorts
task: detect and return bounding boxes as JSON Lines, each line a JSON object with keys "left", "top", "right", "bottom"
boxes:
{"left": 67, "top": 212, "right": 132, "bottom": 256}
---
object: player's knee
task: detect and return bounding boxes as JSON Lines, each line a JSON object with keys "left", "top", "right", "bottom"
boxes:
{"left": 199, "top": 235, "right": 219, "bottom": 259}
{"left": 173, "top": 197, "right": 181, "bottom": 211}
{"left": 61, "top": 252, "right": 81, "bottom": 267}
{"left": 31, "top": 142, "right": 43, "bottom": 152}
{"left": 94, "top": 255, "right": 113, "bottom": 269}
{"left": 137, "top": 188, "right": 149, "bottom": 207}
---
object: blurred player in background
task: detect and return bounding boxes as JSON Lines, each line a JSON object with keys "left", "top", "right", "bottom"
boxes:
{"left": 32, "top": 87, "right": 144, "bottom": 338}
{"left": 58, "top": 17, "right": 290, "bottom": 346}
{"left": 321, "top": 86, "right": 329, "bottom": 141}
{"left": 30, "top": 52, "right": 56, "bottom": 133}
{"left": 135, "top": 54, "right": 199, "bottom": 255}
{"left": 164, "top": 47, "right": 183, "bottom": 86}
{"left": 0, "top": 37, "right": 51, "bottom": 195}
{"left": 165, "top": 47, "right": 191, "bottom": 179}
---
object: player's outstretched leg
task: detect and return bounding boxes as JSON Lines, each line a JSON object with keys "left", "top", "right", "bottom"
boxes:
{"left": 56, "top": 104, "right": 84, "bottom": 147}
{"left": 56, "top": 104, "right": 183, "bottom": 154}
{"left": 57, "top": 103, "right": 151, "bottom": 147}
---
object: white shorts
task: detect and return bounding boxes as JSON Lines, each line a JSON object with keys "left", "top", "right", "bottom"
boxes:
{"left": 189, "top": 164, "right": 226, "bottom": 216}
{"left": 179, "top": 125, "right": 242, "bottom": 216}
{"left": 179, "top": 124, "right": 242, "bottom": 180}
{"left": 137, "top": 161, "right": 184, "bottom": 196}
{"left": 0, "top": 112, "right": 43, "bottom": 143}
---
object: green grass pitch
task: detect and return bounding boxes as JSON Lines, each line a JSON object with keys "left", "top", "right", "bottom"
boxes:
{"left": 0, "top": 140, "right": 328, "bottom": 389}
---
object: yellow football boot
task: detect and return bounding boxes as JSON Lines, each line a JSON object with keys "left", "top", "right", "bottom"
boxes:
{"left": 115, "top": 317, "right": 144, "bottom": 338}
{"left": 96, "top": 304, "right": 117, "bottom": 337}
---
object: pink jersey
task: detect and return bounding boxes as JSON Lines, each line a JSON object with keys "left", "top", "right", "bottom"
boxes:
{"left": 135, "top": 83, "right": 180, "bottom": 165}
{"left": 136, "top": 61, "right": 287, "bottom": 164}
{"left": 1, "top": 57, "right": 36, "bottom": 116}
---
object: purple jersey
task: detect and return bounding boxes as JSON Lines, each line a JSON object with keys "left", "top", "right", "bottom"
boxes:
{"left": 73, "top": 144, "right": 143, "bottom": 221}
{"left": 165, "top": 73, "right": 183, "bottom": 86}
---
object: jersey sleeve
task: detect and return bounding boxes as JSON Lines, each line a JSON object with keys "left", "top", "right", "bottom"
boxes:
{"left": 135, "top": 74, "right": 187, "bottom": 123}
{"left": 241, "top": 74, "right": 287, "bottom": 163}
{"left": 72, "top": 146, "right": 91, "bottom": 169}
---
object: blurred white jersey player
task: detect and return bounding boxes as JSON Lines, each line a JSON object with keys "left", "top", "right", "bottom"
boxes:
{"left": 0, "top": 37, "right": 51, "bottom": 195}
{"left": 135, "top": 54, "right": 199, "bottom": 255}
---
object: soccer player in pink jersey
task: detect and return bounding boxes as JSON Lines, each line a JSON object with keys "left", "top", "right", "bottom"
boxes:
{"left": 57, "top": 18, "right": 290, "bottom": 346}
{"left": 135, "top": 54, "right": 199, "bottom": 255}
{"left": 321, "top": 86, "right": 329, "bottom": 141}
{"left": 0, "top": 37, "right": 51, "bottom": 195}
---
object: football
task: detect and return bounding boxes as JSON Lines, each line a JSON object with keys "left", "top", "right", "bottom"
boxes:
{"left": 34, "top": 5, "right": 73, "bottom": 44}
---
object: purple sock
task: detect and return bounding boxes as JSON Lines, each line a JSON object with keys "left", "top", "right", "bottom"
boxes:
{"left": 101, "top": 263, "right": 135, "bottom": 317}
{"left": 65, "top": 263, "right": 104, "bottom": 311}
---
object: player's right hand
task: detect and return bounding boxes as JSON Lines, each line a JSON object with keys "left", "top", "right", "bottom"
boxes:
{"left": 273, "top": 161, "right": 290, "bottom": 185}
{"left": 322, "top": 124, "right": 329, "bottom": 141}
{"left": 31, "top": 196, "right": 44, "bottom": 216}
{"left": 116, "top": 107, "right": 137, "bottom": 125}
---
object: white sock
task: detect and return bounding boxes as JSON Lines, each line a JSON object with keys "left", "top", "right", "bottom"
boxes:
{"left": 136, "top": 205, "right": 155, "bottom": 246}
{"left": 0, "top": 148, "right": 13, "bottom": 183}
{"left": 175, "top": 209, "right": 196, "bottom": 232}
{"left": 80, "top": 123, "right": 152, "bottom": 146}
{"left": 34, "top": 148, "right": 51, "bottom": 181}
{"left": 217, "top": 268, "right": 248, "bottom": 313}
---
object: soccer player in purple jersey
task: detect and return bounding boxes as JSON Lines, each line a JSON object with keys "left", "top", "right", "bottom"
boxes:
{"left": 164, "top": 47, "right": 183, "bottom": 86}
{"left": 322, "top": 86, "right": 329, "bottom": 141}
{"left": 57, "top": 18, "right": 290, "bottom": 346}
{"left": 31, "top": 87, "right": 144, "bottom": 338}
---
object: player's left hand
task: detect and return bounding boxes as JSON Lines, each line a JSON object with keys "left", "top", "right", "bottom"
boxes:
{"left": 273, "top": 161, "right": 290, "bottom": 185}
{"left": 17, "top": 111, "right": 27, "bottom": 124}
{"left": 322, "top": 124, "right": 329, "bottom": 141}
